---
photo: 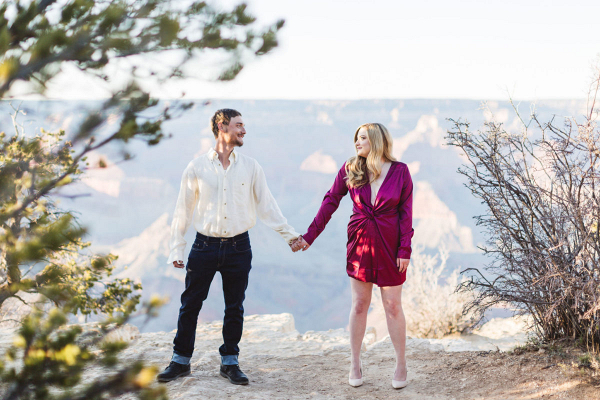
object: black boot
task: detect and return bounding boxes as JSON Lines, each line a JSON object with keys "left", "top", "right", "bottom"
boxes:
{"left": 157, "top": 361, "right": 191, "bottom": 382}
{"left": 220, "top": 363, "right": 249, "bottom": 385}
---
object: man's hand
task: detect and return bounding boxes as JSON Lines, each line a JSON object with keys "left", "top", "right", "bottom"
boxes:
{"left": 397, "top": 258, "right": 409, "bottom": 273}
{"left": 290, "top": 236, "right": 310, "bottom": 252}
{"left": 290, "top": 237, "right": 301, "bottom": 252}
{"left": 173, "top": 260, "right": 184, "bottom": 268}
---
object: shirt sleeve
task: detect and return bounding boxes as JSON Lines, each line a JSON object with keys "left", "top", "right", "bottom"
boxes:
{"left": 302, "top": 163, "right": 349, "bottom": 245}
{"left": 397, "top": 164, "right": 414, "bottom": 259}
{"left": 253, "top": 162, "right": 300, "bottom": 244}
{"left": 167, "top": 162, "right": 199, "bottom": 264}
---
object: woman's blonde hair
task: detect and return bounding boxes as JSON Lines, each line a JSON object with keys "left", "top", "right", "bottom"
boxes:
{"left": 345, "top": 123, "right": 396, "bottom": 188}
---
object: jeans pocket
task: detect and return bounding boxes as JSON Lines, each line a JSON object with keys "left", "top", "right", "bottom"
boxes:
{"left": 191, "top": 240, "right": 209, "bottom": 252}
{"left": 233, "top": 238, "right": 251, "bottom": 253}
{"left": 187, "top": 242, "right": 218, "bottom": 272}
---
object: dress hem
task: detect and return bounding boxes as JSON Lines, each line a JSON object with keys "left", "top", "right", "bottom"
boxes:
{"left": 346, "top": 264, "right": 406, "bottom": 287}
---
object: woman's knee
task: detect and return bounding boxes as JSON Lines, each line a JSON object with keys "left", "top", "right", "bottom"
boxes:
{"left": 383, "top": 299, "right": 403, "bottom": 318}
{"left": 352, "top": 297, "right": 371, "bottom": 315}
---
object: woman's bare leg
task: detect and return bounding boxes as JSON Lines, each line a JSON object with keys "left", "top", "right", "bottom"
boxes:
{"left": 349, "top": 278, "right": 373, "bottom": 379}
{"left": 380, "top": 284, "right": 407, "bottom": 381}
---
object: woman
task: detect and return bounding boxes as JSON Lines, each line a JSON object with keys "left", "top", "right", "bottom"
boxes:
{"left": 294, "top": 123, "right": 414, "bottom": 389}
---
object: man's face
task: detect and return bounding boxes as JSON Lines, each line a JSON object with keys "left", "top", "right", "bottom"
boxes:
{"left": 219, "top": 116, "right": 246, "bottom": 147}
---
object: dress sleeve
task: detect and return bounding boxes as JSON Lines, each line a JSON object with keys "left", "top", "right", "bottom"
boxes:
{"left": 303, "top": 163, "right": 349, "bottom": 245}
{"left": 397, "top": 164, "right": 414, "bottom": 259}
{"left": 167, "top": 161, "right": 199, "bottom": 264}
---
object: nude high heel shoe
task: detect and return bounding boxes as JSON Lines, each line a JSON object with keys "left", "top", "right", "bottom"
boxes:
{"left": 392, "top": 369, "right": 408, "bottom": 389}
{"left": 348, "top": 360, "right": 363, "bottom": 387}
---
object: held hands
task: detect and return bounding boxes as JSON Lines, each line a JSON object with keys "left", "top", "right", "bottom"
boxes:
{"left": 397, "top": 258, "right": 409, "bottom": 273}
{"left": 290, "top": 235, "right": 310, "bottom": 252}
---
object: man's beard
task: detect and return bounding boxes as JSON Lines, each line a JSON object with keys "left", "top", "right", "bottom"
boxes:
{"left": 224, "top": 127, "right": 243, "bottom": 147}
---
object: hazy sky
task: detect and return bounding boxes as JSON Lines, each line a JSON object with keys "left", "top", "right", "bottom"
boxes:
{"left": 45, "top": 0, "right": 600, "bottom": 100}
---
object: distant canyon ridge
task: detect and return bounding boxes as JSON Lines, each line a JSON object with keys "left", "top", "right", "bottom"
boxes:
{"left": 0, "top": 99, "right": 585, "bottom": 332}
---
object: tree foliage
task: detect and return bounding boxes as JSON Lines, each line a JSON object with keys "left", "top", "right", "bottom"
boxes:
{"left": 0, "top": 0, "right": 284, "bottom": 398}
{"left": 0, "top": 299, "right": 166, "bottom": 400}
{"left": 447, "top": 77, "right": 600, "bottom": 350}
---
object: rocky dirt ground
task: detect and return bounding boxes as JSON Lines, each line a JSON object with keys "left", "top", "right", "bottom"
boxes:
{"left": 1, "top": 312, "right": 598, "bottom": 399}
{"left": 108, "top": 314, "right": 600, "bottom": 400}
{"left": 143, "top": 348, "right": 600, "bottom": 400}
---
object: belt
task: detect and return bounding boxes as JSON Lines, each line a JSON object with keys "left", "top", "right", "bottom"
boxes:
{"left": 195, "top": 231, "right": 249, "bottom": 243}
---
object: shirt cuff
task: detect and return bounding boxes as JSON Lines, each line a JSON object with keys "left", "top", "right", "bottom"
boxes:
{"left": 281, "top": 229, "right": 301, "bottom": 244}
{"left": 167, "top": 249, "right": 185, "bottom": 265}
{"left": 397, "top": 246, "right": 411, "bottom": 260}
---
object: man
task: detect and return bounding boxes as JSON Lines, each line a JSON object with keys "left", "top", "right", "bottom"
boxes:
{"left": 157, "top": 109, "right": 300, "bottom": 385}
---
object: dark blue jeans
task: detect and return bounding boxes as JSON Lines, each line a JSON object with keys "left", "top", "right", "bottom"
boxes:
{"left": 173, "top": 231, "right": 252, "bottom": 359}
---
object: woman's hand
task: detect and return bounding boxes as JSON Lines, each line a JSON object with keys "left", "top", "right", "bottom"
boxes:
{"left": 397, "top": 258, "right": 409, "bottom": 273}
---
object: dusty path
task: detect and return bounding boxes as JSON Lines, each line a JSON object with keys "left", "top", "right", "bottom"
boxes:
{"left": 1, "top": 313, "right": 595, "bottom": 399}
{"left": 112, "top": 314, "right": 598, "bottom": 400}
{"left": 133, "top": 341, "right": 598, "bottom": 400}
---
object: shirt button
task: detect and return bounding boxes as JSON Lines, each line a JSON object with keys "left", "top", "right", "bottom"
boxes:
{"left": 224, "top": 217, "right": 227, "bottom": 219}
{"left": 224, "top": 203, "right": 227, "bottom": 205}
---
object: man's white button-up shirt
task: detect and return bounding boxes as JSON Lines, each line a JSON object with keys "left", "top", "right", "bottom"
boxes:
{"left": 167, "top": 147, "right": 300, "bottom": 264}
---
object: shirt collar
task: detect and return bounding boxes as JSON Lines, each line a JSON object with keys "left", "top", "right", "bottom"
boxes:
{"left": 207, "top": 147, "right": 239, "bottom": 164}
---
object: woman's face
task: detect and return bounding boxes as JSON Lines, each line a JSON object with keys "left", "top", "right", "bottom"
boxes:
{"left": 355, "top": 127, "right": 371, "bottom": 158}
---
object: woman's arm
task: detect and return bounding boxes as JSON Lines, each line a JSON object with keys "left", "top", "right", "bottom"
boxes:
{"left": 397, "top": 164, "right": 414, "bottom": 260}
{"left": 302, "top": 163, "right": 349, "bottom": 245}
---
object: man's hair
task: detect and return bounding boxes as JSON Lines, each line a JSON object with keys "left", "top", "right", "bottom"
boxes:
{"left": 210, "top": 109, "right": 242, "bottom": 138}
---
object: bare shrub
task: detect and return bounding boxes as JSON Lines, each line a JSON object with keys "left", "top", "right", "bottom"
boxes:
{"left": 446, "top": 78, "right": 600, "bottom": 350}
{"left": 368, "top": 245, "right": 476, "bottom": 339}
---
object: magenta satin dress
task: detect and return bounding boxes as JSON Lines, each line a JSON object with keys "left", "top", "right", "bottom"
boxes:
{"left": 303, "top": 161, "right": 414, "bottom": 287}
